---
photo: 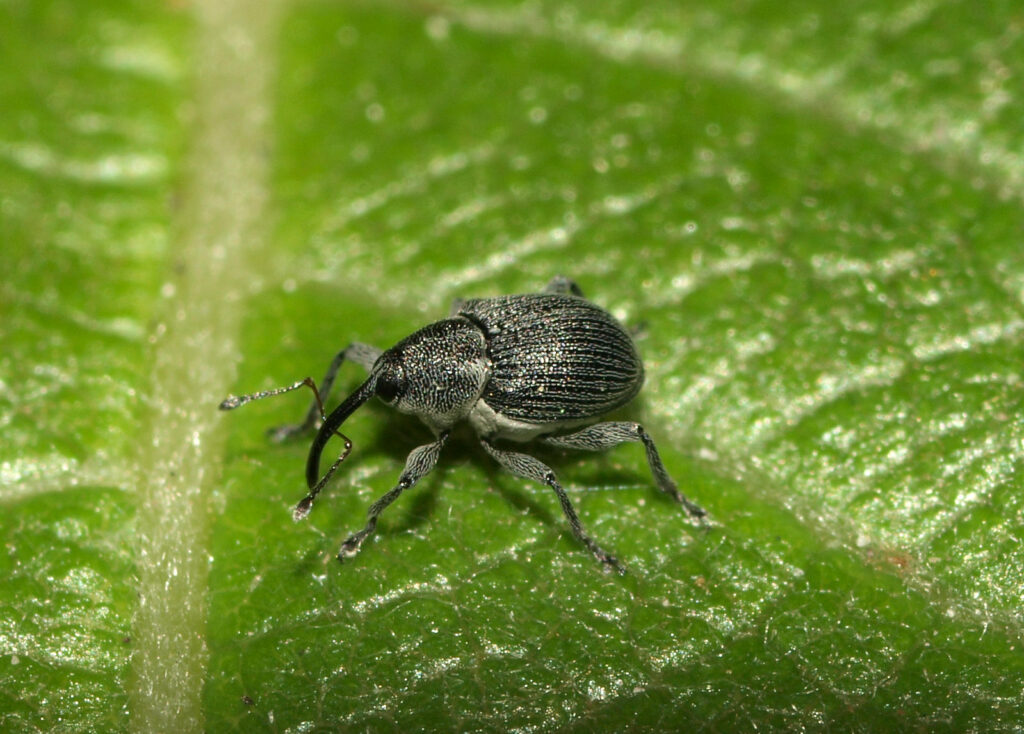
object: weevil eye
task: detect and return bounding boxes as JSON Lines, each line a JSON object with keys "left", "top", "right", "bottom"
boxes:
{"left": 375, "top": 369, "right": 404, "bottom": 404}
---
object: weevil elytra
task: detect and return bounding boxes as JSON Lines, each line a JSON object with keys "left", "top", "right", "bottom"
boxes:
{"left": 220, "top": 277, "right": 705, "bottom": 571}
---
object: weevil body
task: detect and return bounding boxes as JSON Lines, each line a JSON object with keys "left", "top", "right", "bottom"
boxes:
{"left": 220, "top": 277, "right": 705, "bottom": 571}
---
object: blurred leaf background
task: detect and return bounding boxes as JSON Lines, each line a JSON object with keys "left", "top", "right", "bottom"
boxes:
{"left": 3, "top": 0, "right": 1024, "bottom": 731}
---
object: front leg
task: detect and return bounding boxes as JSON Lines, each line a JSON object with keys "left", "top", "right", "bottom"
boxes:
{"left": 338, "top": 431, "right": 450, "bottom": 560}
{"left": 269, "top": 342, "right": 382, "bottom": 442}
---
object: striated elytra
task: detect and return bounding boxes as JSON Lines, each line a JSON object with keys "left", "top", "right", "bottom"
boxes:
{"left": 220, "top": 276, "right": 705, "bottom": 571}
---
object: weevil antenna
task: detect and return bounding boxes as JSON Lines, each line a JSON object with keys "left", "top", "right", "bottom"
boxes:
{"left": 219, "top": 376, "right": 326, "bottom": 415}
{"left": 294, "top": 377, "right": 376, "bottom": 519}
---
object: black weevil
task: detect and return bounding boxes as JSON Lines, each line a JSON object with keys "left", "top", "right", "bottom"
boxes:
{"left": 220, "top": 277, "right": 705, "bottom": 571}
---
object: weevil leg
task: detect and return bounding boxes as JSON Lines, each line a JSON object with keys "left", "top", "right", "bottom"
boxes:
{"left": 481, "top": 439, "right": 621, "bottom": 572}
{"left": 543, "top": 275, "right": 584, "bottom": 297}
{"left": 268, "top": 342, "right": 382, "bottom": 442}
{"left": 541, "top": 422, "right": 706, "bottom": 518}
{"left": 447, "top": 297, "right": 466, "bottom": 317}
{"left": 338, "top": 430, "right": 450, "bottom": 560}
{"left": 451, "top": 277, "right": 581, "bottom": 316}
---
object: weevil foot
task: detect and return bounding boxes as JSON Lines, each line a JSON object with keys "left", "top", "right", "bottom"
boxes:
{"left": 293, "top": 496, "right": 314, "bottom": 521}
{"left": 338, "top": 519, "right": 376, "bottom": 561}
{"left": 597, "top": 552, "right": 625, "bottom": 574}
{"left": 337, "top": 535, "right": 364, "bottom": 561}
{"left": 678, "top": 497, "right": 711, "bottom": 530}
{"left": 678, "top": 495, "right": 707, "bottom": 519}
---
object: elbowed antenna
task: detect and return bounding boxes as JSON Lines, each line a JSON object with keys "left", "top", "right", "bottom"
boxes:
{"left": 293, "top": 377, "right": 376, "bottom": 520}
{"left": 219, "top": 376, "right": 325, "bottom": 414}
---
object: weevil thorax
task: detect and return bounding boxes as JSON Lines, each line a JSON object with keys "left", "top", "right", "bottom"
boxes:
{"left": 371, "top": 317, "right": 491, "bottom": 431}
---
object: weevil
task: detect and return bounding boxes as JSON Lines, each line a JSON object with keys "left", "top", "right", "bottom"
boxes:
{"left": 220, "top": 276, "right": 705, "bottom": 570}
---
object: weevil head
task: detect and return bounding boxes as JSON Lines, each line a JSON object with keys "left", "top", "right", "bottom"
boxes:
{"left": 370, "top": 318, "right": 490, "bottom": 430}
{"left": 306, "top": 318, "right": 489, "bottom": 490}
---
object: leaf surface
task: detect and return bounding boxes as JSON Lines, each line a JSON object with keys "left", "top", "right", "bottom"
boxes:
{"left": 3, "top": 0, "right": 1024, "bottom": 731}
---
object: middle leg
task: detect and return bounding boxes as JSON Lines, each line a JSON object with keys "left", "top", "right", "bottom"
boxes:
{"left": 481, "top": 439, "right": 620, "bottom": 571}
{"left": 541, "top": 421, "right": 705, "bottom": 518}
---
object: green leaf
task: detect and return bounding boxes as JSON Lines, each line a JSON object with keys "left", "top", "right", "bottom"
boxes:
{"left": 4, "top": 0, "right": 1024, "bottom": 731}
{"left": 1, "top": 0, "right": 189, "bottom": 730}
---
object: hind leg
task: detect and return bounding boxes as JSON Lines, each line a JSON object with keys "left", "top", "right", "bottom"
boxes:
{"left": 543, "top": 275, "right": 584, "bottom": 297}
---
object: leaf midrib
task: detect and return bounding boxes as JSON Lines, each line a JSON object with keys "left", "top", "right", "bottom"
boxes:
{"left": 128, "top": 1, "right": 285, "bottom": 731}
